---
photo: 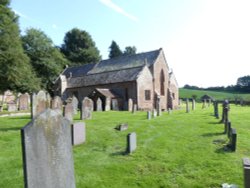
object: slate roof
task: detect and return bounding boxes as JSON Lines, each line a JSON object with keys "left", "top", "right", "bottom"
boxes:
{"left": 95, "top": 88, "right": 117, "bottom": 98}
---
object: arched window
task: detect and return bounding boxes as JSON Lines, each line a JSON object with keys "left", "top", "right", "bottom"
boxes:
{"left": 160, "top": 69, "right": 165, "bottom": 95}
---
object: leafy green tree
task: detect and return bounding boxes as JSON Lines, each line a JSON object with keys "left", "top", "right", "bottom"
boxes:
{"left": 124, "top": 46, "right": 137, "bottom": 55}
{"left": 108, "top": 40, "right": 123, "bottom": 59}
{"left": 22, "top": 28, "right": 68, "bottom": 93}
{"left": 236, "top": 75, "right": 250, "bottom": 87}
{"left": 0, "top": 0, "right": 40, "bottom": 93}
{"left": 61, "top": 28, "right": 101, "bottom": 65}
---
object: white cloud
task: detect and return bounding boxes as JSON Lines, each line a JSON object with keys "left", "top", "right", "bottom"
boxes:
{"left": 99, "top": 0, "right": 138, "bottom": 22}
{"left": 52, "top": 24, "right": 58, "bottom": 29}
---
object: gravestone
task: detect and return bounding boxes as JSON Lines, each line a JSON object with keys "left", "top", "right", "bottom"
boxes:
{"left": 81, "top": 97, "right": 93, "bottom": 120}
{"left": 96, "top": 98, "right": 102, "bottom": 111}
{"left": 213, "top": 101, "right": 219, "bottom": 118}
{"left": 105, "top": 97, "right": 110, "bottom": 111}
{"left": 31, "top": 91, "right": 47, "bottom": 119}
{"left": 19, "top": 93, "right": 29, "bottom": 111}
{"left": 127, "top": 132, "right": 137, "bottom": 154}
{"left": 221, "top": 100, "right": 230, "bottom": 123}
{"left": 72, "top": 96, "right": 78, "bottom": 114}
{"left": 227, "top": 121, "right": 231, "bottom": 138}
{"left": 46, "top": 93, "right": 51, "bottom": 108}
{"left": 64, "top": 102, "right": 74, "bottom": 122}
{"left": 192, "top": 99, "right": 195, "bottom": 110}
{"left": 147, "top": 111, "right": 151, "bottom": 120}
{"left": 156, "top": 95, "right": 161, "bottom": 116}
{"left": 128, "top": 98, "right": 133, "bottom": 112}
{"left": 7, "top": 102, "right": 17, "bottom": 112}
{"left": 51, "top": 96, "right": 62, "bottom": 111}
{"left": 116, "top": 123, "right": 128, "bottom": 131}
{"left": 186, "top": 99, "right": 189, "bottom": 113}
{"left": 21, "top": 109, "right": 76, "bottom": 188}
{"left": 111, "top": 99, "right": 119, "bottom": 111}
{"left": 153, "top": 109, "right": 157, "bottom": 118}
{"left": 243, "top": 158, "right": 250, "bottom": 188}
{"left": 71, "top": 122, "right": 85, "bottom": 145}
{"left": 228, "top": 128, "right": 237, "bottom": 152}
{"left": 132, "top": 104, "right": 137, "bottom": 114}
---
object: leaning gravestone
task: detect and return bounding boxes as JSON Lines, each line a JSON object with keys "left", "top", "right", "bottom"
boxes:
{"left": 72, "top": 96, "right": 78, "bottom": 115}
{"left": 71, "top": 122, "right": 86, "bottom": 145}
{"left": 128, "top": 98, "right": 133, "bottom": 112}
{"left": 64, "top": 101, "right": 74, "bottom": 122}
{"left": 81, "top": 97, "right": 93, "bottom": 120}
{"left": 51, "top": 96, "right": 62, "bottom": 111}
{"left": 127, "top": 132, "right": 137, "bottom": 154}
{"left": 21, "top": 109, "right": 76, "bottom": 188}
{"left": 31, "top": 90, "right": 47, "bottom": 119}
{"left": 96, "top": 98, "right": 102, "bottom": 111}
{"left": 19, "top": 93, "right": 29, "bottom": 111}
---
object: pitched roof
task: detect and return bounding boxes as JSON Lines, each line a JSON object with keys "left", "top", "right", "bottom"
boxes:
{"left": 95, "top": 88, "right": 117, "bottom": 98}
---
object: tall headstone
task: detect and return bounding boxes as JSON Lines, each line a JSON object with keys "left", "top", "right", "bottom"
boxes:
{"left": 71, "top": 122, "right": 86, "bottom": 145}
{"left": 21, "top": 109, "right": 76, "bottom": 188}
{"left": 72, "top": 96, "right": 78, "bottom": 115}
{"left": 243, "top": 158, "right": 250, "bottom": 188}
{"left": 111, "top": 99, "right": 119, "bottom": 111}
{"left": 132, "top": 104, "right": 137, "bottom": 114}
{"left": 186, "top": 99, "right": 189, "bottom": 113}
{"left": 128, "top": 98, "right": 133, "bottom": 112}
{"left": 192, "top": 99, "right": 195, "bottom": 110}
{"left": 81, "top": 97, "right": 93, "bottom": 120}
{"left": 221, "top": 100, "right": 230, "bottom": 123}
{"left": 147, "top": 111, "right": 151, "bottom": 120}
{"left": 153, "top": 109, "right": 157, "bottom": 118}
{"left": 31, "top": 90, "right": 47, "bottom": 119}
{"left": 64, "top": 102, "right": 74, "bottom": 122}
{"left": 213, "top": 101, "right": 219, "bottom": 118}
{"left": 96, "top": 98, "right": 102, "bottom": 111}
{"left": 19, "top": 93, "right": 30, "bottom": 111}
{"left": 105, "top": 97, "right": 110, "bottom": 111}
{"left": 51, "top": 96, "right": 62, "bottom": 111}
{"left": 156, "top": 95, "right": 161, "bottom": 116}
{"left": 228, "top": 128, "right": 237, "bottom": 152}
{"left": 127, "top": 132, "right": 137, "bottom": 154}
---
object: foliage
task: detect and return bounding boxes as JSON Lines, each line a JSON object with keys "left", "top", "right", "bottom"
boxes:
{"left": 0, "top": 1, "right": 40, "bottom": 93}
{"left": 61, "top": 28, "right": 101, "bottom": 65}
{"left": 22, "top": 28, "right": 68, "bottom": 93}
{"left": 1, "top": 106, "right": 250, "bottom": 187}
{"left": 123, "top": 46, "right": 137, "bottom": 55}
{"left": 108, "top": 40, "right": 123, "bottom": 58}
{"left": 237, "top": 75, "right": 250, "bottom": 87}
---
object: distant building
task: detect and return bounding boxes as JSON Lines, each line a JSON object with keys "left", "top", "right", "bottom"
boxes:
{"left": 54, "top": 48, "right": 179, "bottom": 110}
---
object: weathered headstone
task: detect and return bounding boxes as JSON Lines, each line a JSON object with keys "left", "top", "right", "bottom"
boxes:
{"left": 72, "top": 96, "right": 78, "bottom": 114}
{"left": 64, "top": 102, "right": 74, "bottom": 122}
{"left": 156, "top": 95, "right": 161, "bottom": 116}
{"left": 81, "top": 97, "right": 93, "bottom": 120}
{"left": 243, "top": 158, "right": 250, "bottom": 188}
{"left": 153, "top": 109, "right": 157, "bottom": 118}
{"left": 213, "top": 101, "right": 219, "bottom": 118}
{"left": 128, "top": 98, "right": 133, "bottom": 112}
{"left": 147, "top": 111, "right": 151, "bottom": 120}
{"left": 221, "top": 100, "right": 230, "bottom": 123}
{"left": 19, "top": 93, "right": 30, "bottom": 111}
{"left": 105, "top": 97, "right": 110, "bottom": 111}
{"left": 228, "top": 128, "right": 237, "bottom": 151}
{"left": 7, "top": 101, "right": 17, "bottom": 112}
{"left": 111, "top": 99, "right": 119, "bottom": 111}
{"left": 51, "top": 96, "right": 62, "bottom": 111}
{"left": 186, "top": 99, "right": 189, "bottom": 113}
{"left": 21, "top": 109, "right": 76, "bottom": 188}
{"left": 116, "top": 123, "right": 128, "bottom": 131}
{"left": 192, "top": 99, "right": 195, "bottom": 110}
{"left": 31, "top": 90, "right": 47, "bottom": 119}
{"left": 96, "top": 98, "right": 102, "bottom": 111}
{"left": 71, "top": 122, "right": 85, "bottom": 145}
{"left": 132, "top": 104, "right": 137, "bottom": 114}
{"left": 127, "top": 132, "right": 137, "bottom": 154}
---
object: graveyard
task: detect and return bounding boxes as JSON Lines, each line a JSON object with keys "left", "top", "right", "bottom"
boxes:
{"left": 1, "top": 102, "right": 250, "bottom": 187}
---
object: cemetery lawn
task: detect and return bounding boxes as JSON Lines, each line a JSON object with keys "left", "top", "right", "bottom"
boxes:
{"left": 1, "top": 105, "right": 250, "bottom": 187}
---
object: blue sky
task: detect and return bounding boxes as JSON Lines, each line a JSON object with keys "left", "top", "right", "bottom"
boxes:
{"left": 10, "top": 0, "right": 250, "bottom": 87}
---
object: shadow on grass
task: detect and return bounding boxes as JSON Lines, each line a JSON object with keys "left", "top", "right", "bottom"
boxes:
{"left": 208, "top": 121, "right": 222, "bottom": 125}
{"left": 0, "top": 127, "right": 21, "bottom": 132}
{"left": 110, "top": 151, "right": 127, "bottom": 156}
{"left": 10, "top": 116, "right": 31, "bottom": 120}
{"left": 202, "top": 132, "right": 225, "bottom": 137}
{"left": 215, "top": 145, "right": 235, "bottom": 154}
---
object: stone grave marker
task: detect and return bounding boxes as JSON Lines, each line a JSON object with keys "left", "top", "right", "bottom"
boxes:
{"left": 81, "top": 97, "right": 93, "bottom": 120}
{"left": 51, "top": 96, "right": 62, "bottom": 111}
{"left": 227, "top": 121, "right": 231, "bottom": 138}
{"left": 96, "top": 98, "right": 102, "bottom": 111}
{"left": 21, "top": 109, "right": 76, "bottom": 188}
{"left": 192, "top": 99, "right": 195, "bottom": 110}
{"left": 46, "top": 93, "right": 51, "bottom": 108}
{"left": 221, "top": 100, "right": 229, "bottom": 123}
{"left": 128, "top": 98, "right": 133, "bottom": 112}
{"left": 105, "top": 97, "right": 111, "bottom": 111}
{"left": 127, "top": 132, "right": 137, "bottom": 154}
{"left": 186, "top": 99, "right": 189, "bottom": 113}
{"left": 147, "top": 111, "right": 151, "bottom": 120}
{"left": 31, "top": 91, "right": 47, "bottom": 119}
{"left": 156, "top": 95, "right": 161, "bottom": 116}
{"left": 132, "top": 104, "right": 137, "bottom": 114}
{"left": 111, "top": 99, "right": 119, "bottom": 111}
{"left": 243, "top": 158, "right": 250, "bottom": 188}
{"left": 153, "top": 109, "right": 157, "bottom": 118}
{"left": 71, "top": 122, "right": 85, "bottom": 145}
{"left": 7, "top": 101, "right": 17, "bottom": 112}
{"left": 72, "top": 96, "right": 78, "bottom": 114}
{"left": 64, "top": 102, "right": 74, "bottom": 122}
{"left": 115, "top": 123, "right": 128, "bottom": 131}
{"left": 19, "top": 93, "right": 29, "bottom": 111}
{"left": 228, "top": 128, "right": 237, "bottom": 151}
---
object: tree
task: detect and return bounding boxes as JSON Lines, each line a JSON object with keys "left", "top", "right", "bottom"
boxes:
{"left": 236, "top": 75, "right": 250, "bottom": 87}
{"left": 0, "top": 0, "right": 40, "bottom": 93}
{"left": 61, "top": 28, "right": 101, "bottom": 65}
{"left": 123, "top": 46, "right": 137, "bottom": 55}
{"left": 108, "top": 40, "right": 123, "bottom": 59}
{"left": 22, "top": 28, "right": 68, "bottom": 93}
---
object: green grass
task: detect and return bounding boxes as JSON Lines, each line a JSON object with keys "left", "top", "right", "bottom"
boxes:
{"left": 180, "top": 88, "right": 250, "bottom": 101}
{"left": 1, "top": 105, "right": 250, "bottom": 187}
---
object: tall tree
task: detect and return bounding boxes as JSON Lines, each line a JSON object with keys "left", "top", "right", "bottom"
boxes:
{"left": 61, "top": 28, "right": 101, "bottom": 65}
{"left": 123, "top": 46, "right": 137, "bottom": 55}
{"left": 22, "top": 28, "right": 68, "bottom": 93}
{"left": 0, "top": 0, "right": 40, "bottom": 93}
{"left": 236, "top": 75, "right": 250, "bottom": 87}
{"left": 108, "top": 40, "right": 123, "bottom": 59}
